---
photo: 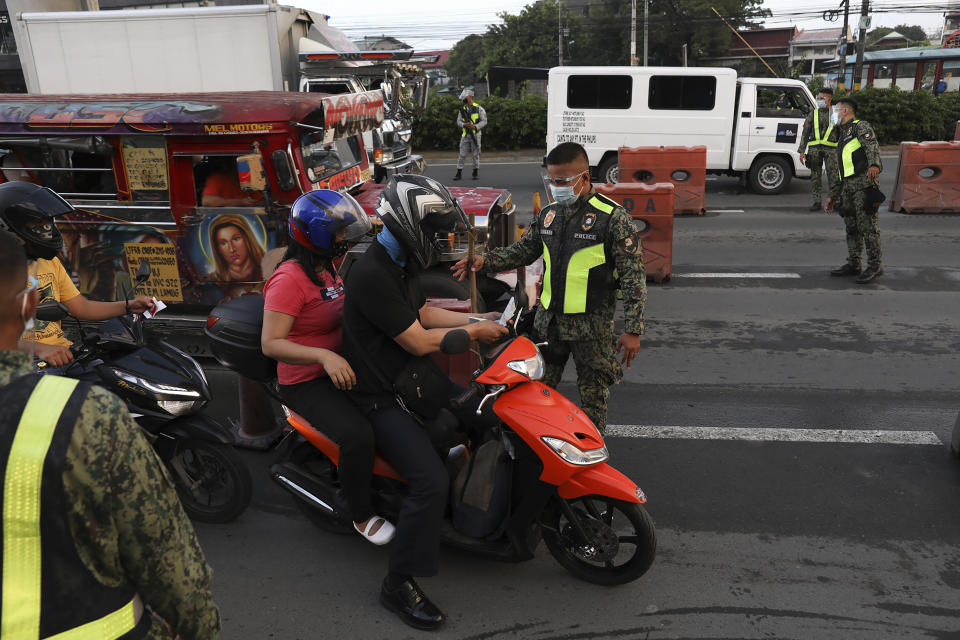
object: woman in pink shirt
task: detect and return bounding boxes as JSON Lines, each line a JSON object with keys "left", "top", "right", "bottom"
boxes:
{"left": 261, "top": 190, "right": 394, "bottom": 545}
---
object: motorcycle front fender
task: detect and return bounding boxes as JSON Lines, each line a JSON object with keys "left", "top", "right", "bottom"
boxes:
{"left": 556, "top": 462, "right": 645, "bottom": 504}
{"left": 158, "top": 414, "right": 235, "bottom": 445}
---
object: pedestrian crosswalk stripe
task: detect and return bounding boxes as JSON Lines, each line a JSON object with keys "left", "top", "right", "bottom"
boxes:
{"left": 606, "top": 425, "right": 943, "bottom": 446}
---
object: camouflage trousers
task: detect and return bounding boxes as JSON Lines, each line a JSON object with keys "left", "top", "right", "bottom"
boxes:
{"left": 839, "top": 187, "right": 882, "bottom": 269}
{"left": 541, "top": 323, "right": 623, "bottom": 435}
{"left": 457, "top": 135, "right": 481, "bottom": 170}
{"left": 806, "top": 146, "right": 838, "bottom": 205}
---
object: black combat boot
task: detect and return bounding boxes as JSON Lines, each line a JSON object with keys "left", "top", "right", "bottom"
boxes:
{"left": 472, "top": 168, "right": 478, "bottom": 180}
{"left": 830, "top": 262, "right": 861, "bottom": 277}
{"left": 453, "top": 169, "right": 462, "bottom": 181}
{"left": 855, "top": 265, "right": 883, "bottom": 284}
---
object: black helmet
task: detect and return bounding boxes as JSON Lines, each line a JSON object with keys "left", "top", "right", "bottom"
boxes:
{"left": 0, "top": 182, "right": 75, "bottom": 260}
{"left": 375, "top": 174, "right": 469, "bottom": 270}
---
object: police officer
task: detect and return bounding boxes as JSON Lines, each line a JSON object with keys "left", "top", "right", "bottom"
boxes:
{"left": 0, "top": 230, "right": 220, "bottom": 639}
{"left": 453, "top": 88, "right": 486, "bottom": 181}
{"left": 824, "top": 98, "right": 884, "bottom": 284}
{"left": 798, "top": 88, "right": 839, "bottom": 211}
{"left": 453, "top": 142, "right": 646, "bottom": 434}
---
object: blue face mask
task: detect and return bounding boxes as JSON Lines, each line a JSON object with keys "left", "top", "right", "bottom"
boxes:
{"left": 376, "top": 225, "right": 407, "bottom": 267}
{"left": 817, "top": 99, "right": 826, "bottom": 109}
{"left": 549, "top": 184, "right": 578, "bottom": 206}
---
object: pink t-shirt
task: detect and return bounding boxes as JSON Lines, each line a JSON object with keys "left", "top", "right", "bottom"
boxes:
{"left": 263, "top": 261, "right": 345, "bottom": 386}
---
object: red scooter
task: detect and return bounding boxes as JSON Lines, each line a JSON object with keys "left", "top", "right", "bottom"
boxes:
{"left": 206, "top": 290, "right": 656, "bottom": 585}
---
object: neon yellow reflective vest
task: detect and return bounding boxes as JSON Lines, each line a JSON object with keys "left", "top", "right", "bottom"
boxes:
{"left": 540, "top": 193, "right": 618, "bottom": 315}
{"left": 808, "top": 108, "right": 837, "bottom": 147}
{"left": 837, "top": 120, "right": 869, "bottom": 180}
{"left": 461, "top": 105, "right": 481, "bottom": 137}
{"left": 1, "top": 375, "right": 141, "bottom": 640}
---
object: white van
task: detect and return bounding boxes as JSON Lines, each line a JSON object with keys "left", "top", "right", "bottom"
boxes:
{"left": 547, "top": 66, "right": 817, "bottom": 195}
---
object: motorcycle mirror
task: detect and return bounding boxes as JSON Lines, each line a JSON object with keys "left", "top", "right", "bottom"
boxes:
{"left": 135, "top": 259, "right": 151, "bottom": 285}
{"left": 35, "top": 300, "right": 70, "bottom": 323}
{"left": 440, "top": 328, "right": 471, "bottom": 355}
{"left": 514, "top": 281, "right": 529, "bottom": 312}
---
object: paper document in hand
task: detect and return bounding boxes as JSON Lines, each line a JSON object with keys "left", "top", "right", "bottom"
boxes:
{"left": 498, "top": 298, "right": 516, "bottom": 326}
{"left": 143, "top": 297, "right": 166, "bottom": 319}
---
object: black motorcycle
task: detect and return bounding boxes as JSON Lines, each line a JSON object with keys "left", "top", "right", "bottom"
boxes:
{"left": 34, "top": 263, "right": 251, "bottom": 523}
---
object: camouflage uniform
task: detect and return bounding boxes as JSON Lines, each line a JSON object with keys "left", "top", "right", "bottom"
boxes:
{"left": 830, "top": 119, "right": 883, "bottom": 270}
{"left": 0, "top": 350, "right": 221, "bottom": 640}
{"left": 481, "top": 188, "right": 646, "bottom": 433}
{"left": 797, "top": 108, "right": 839, "bottom": 206}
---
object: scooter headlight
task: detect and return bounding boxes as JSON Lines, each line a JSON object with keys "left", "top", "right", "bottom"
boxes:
{"left": 157, "top": 399, "right": 200, "bottom": 416}
{"left": 110, "top": 368, "right": 203, "bottom": 416}
{"left": 541, "top": 436, "right": 608, "bottom": 466}
{"left": 507, "top": 351, "right": 545, "bottom": 380}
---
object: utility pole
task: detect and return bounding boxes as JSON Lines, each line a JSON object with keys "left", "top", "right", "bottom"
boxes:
{"left": 643, "top": 0, "right": 649, "bottom": 66}
{"left": 838, "top": 0, "right": 850, "bottom": 90}
{"left": 558, "top": 0, "right": 563, "bottom": 66}
{"left": 853, "top": 0, "right": 869, "bottom": 89}
{"left": 631, "top": 0, "right": 638, "bottom": 65}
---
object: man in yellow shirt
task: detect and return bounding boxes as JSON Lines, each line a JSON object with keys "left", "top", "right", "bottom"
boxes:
{"left": 0, "top": 182, "right": 154, "bottom": 367}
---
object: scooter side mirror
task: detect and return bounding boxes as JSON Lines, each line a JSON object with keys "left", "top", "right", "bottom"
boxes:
{"left": 514, "top": 281, "right": 529, "bottom": 312}
{"left": 35, "top": 300, "right": 69, "bottom": 323}
{"left": 440, "top": 328, "right": 471, "bottom": 355}
{"left": 135, "top": 259, "right": 151, "bottom": 285}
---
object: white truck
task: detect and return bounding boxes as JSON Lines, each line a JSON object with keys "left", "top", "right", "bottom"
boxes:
{"left": 12, "top": 4, "right": 430, "bottom": 180}
{"left": 547, "top": 66, "right": 816, "bottom": 195}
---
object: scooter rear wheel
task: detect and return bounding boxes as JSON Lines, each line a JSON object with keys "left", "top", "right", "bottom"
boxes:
{"left": 542, "top": 495, "right": 656, "bottom": 586}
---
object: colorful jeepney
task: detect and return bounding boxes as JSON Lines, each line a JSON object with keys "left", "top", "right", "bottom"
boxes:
{"left": 0, "top": 91, "right": 516, "bottom": 351}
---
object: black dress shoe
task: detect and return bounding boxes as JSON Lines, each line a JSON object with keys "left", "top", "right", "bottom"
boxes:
{"left": 380, "top": 578, "right": 445, "bottom": 630}
{"left": 855, "top": 265, "right": 883, "bottom": 284}
{"left": 830, "top": 263, "right": 861, "bottom": 276}
{"left": 453, "top": 170, "right": 462, "bottom": 181}
{"left": 809, "top": 202, "right": 822, "bottom": 211}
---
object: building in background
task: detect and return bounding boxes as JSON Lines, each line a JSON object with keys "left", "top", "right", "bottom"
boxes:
{"left": 700, "top": 26, "right": 797, "bottom": 74}
{"left": 789, "top": 27, "right": 852, "bottom": 79}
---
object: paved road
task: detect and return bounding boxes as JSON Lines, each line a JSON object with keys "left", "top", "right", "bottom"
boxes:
{"left": 193, "top": 158, "right": 960, "bottom": 639}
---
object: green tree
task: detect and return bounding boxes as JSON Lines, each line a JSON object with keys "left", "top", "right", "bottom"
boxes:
{"left": 480, "top": 0, "right": 581, "bottom": 71}
{"left": 892, "top": 24, "right": 929, "bottom": 42}
{"left": 445, "top": 34, "right": 485, "bottom": 85}
{"left": 867, "top": 26, "right": 894, "bottom": 43}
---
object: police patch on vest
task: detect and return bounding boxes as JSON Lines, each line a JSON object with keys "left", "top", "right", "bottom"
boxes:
{"left": 574, "top": 232, "right": 597, "bottom": 240}
{"left": 543, "top": 211, "right": 556, "bottom": 228}
{"left": 619, "top": 233, "right": 640, "bottom": 255}
{"left": 582, "top": 212, "right": 596, "bottom": 231}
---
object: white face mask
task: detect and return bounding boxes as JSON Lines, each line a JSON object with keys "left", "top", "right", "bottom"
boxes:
{"left": 817, "top": 99, "right": 827, "bottom": 109}
{"left": 19, "top": 263, "right": 38, "bottom": 355}
{"left": 830, "top": 108, "right": 841, "bottom": 125}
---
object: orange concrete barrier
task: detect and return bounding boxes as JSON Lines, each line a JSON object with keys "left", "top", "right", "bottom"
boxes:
{"left": 617, "top": 146, "right": 706, "bottom": 215}
{"left": 594, "top": 182, "right": 674, "bottom": 282}
{"left": 890, "top": 141, "right": 960, "bottom": 214}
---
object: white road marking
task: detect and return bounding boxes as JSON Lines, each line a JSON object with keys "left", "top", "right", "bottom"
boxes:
{"left": 706, "top": 209, "right": 744, "bottom": 213}
{"left": 429, "top": 161, "right": 540, "bottom": 167}
{"left": 606, "top": 424, "right": 943, "bottom": 446}
{"left": 674, "top": 272, "right": 802, "bottom": 279}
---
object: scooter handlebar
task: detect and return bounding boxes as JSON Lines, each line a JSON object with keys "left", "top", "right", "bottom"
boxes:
{"left": 450, "top": 382, "right": 483, "bottom": 411}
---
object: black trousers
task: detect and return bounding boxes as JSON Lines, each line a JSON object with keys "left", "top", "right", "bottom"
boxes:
{"left": 279, "top": 377, "right": 375, "bottom": 523}
{"left": 360, "top": 402, "right": 449, "bottom": 577}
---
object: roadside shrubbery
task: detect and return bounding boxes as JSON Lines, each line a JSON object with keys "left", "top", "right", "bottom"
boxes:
{"left": 412, "top": 93, "right": 548, "bottom": 151}
{"left": 414, "top": 86, "right": 959, "bottom": 152}
{"left": 832, "top": 86, "right": 960, "bottom": 145}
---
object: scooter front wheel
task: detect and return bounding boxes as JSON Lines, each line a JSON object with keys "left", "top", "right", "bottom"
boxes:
{"left": 165, "top": 438, "right": 252, "bottom": 524}
{"left": 542, "top": 495, "right": 656, "bottom": 586}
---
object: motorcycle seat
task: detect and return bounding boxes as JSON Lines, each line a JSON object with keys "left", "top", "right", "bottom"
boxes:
{"left": 285, "top": 410, "right": 405, "bottom": 482}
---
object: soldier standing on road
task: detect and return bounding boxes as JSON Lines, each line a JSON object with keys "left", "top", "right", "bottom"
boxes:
{"left": 825, "top": 98, "right": 884, "bottom": 284}
{"left": 453, "top": 88, "right": 486, "bottom": 181}
{"left": 0, "top": 231, "right": 220, "bottom": 639}
{"left": 452, "top": 142, "right": 646, "bottom": 434}
{"left": 798, "top": 88, "right": 839, "bottom": 211}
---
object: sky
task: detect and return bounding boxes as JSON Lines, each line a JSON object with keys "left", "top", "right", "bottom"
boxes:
{"left": 298, "top": 0, "right": 956, "bottom": 51}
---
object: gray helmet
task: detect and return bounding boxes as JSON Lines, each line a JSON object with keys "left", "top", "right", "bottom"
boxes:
{"left": 375, "top": 174, "right": 469, "bottom": 270}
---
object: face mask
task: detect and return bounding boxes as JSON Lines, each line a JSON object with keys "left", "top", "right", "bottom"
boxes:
{"left": 19, "top": 269, "right": 38, "bottom": 357}
{"left": 549, "top": 184, "right": 578, "bottom": 206}
{"left": 817, "top": 99, "right": 826, "bottom": 108}
{"left": 830, "top": 109, "right": 841, "bottom": 125}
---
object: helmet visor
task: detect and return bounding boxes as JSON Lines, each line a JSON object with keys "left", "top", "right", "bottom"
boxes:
{"left": 18, "top": 187, "right": 76, "bottom": 218}
{"left": 326, "top": 192, "right": 373, "bottom": 243}
{"left": 421, "top": 199, "right": 470, "bottom": 236}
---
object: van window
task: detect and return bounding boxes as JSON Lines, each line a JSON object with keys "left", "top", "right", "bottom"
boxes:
{"left": 756, "top": 86, "right": 811, "bottom": 118}
{"left": 307, "top": 81, "right": 353, "bottom": 95}
{"left": 648, "top": 76, "right": 717, "bottom": 110}
{"left": 567, "top": 75, "right": 632, "bottom": 109}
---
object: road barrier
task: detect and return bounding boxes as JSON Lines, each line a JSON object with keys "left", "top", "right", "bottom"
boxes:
{"left": 890, "top": 141, "right": 960, "bottom": 214}
{"left": 617, "top": 146, "right": 706, "bottom": 215}
{"left": 594, "top": 182, "right": 674, "bottom": 282}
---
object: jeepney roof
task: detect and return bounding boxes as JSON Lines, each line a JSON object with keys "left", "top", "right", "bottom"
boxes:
{"left": 0, "top": 90, "right": 384, "bottom": 136}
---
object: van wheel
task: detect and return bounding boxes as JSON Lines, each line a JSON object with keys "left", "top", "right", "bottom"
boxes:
{"left": 597, "top": 157, "right": 619, "bottom": 184}
{"left": 748, "top": 156, "right": 791, "bottom": 195}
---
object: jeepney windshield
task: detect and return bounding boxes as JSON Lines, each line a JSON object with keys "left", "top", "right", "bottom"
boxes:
{"left": 300, "top": 132, "right": 364, "bottom": 184}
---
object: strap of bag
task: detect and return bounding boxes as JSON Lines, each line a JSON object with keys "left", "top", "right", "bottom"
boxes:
{"left": 341, "top": 322, "right": 421, "bottom": 418}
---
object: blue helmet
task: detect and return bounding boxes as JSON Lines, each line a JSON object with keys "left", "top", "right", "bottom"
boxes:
{"left": 288, "top": 189, "right": 372, "bottom": 257}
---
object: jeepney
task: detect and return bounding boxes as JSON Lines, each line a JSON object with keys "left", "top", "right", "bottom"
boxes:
{"left": 0, "top": 91, "right": 516, "bottom": 354}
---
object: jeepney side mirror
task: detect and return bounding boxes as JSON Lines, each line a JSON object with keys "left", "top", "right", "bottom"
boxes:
{"left": 271, "top": 149, "right": 296, "bottom": 191}
{"left": 237, "top": 153, "right": 267, "bottom": 192}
